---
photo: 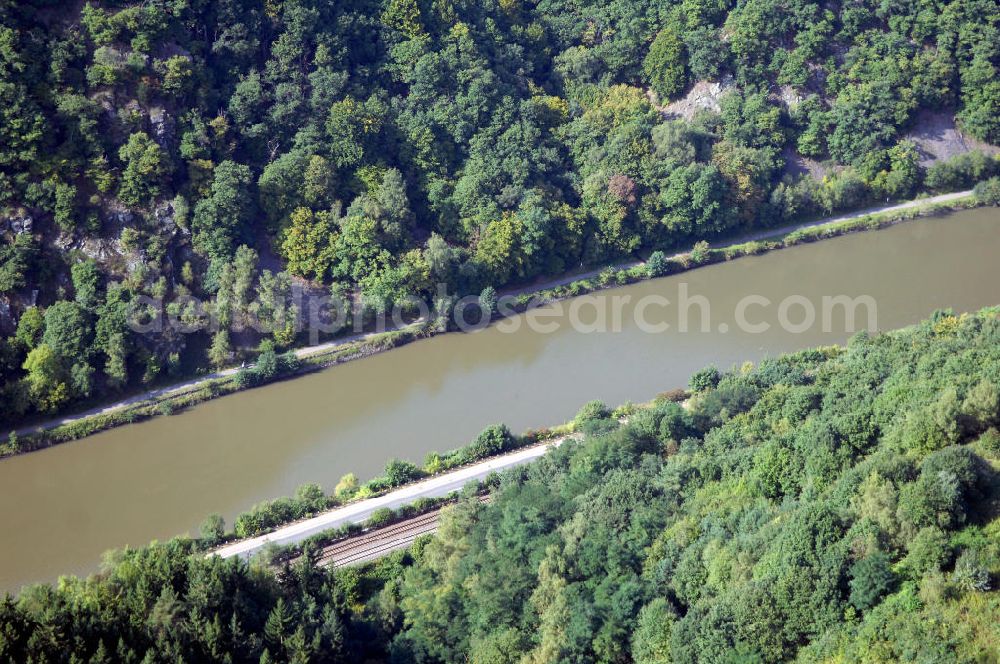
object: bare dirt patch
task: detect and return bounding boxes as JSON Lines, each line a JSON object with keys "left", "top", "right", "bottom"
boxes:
{"left": 905, "top": 110, "right": 1000, "bottom": 166}
{"left": 782, "top": 146, "right": 835, "bottom": 180}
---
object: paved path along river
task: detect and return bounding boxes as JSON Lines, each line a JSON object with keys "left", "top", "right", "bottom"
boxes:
{"left": 2, "top": 204, "right": 999, "bottom": 592}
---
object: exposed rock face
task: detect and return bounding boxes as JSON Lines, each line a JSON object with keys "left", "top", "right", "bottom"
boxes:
{"left": 106, "top": 209, "right": 135, "bottom": 228}
{"left": 152, "top": 201, "right": 177, "bottom": 232}
{"left": 777, "top": 85, "right": 803, "bottom": 110}
{"left": 77, "top": 237, "right": 121, "bottom": 263}
{"left": 149, "top": 107, "right": 174, "bottom": 147}
{"left": 0, "top": 297, "right": 12, "bottom": 335}
{"left": 656, "top": 76, "right": 736, "bottom": 120}
{"left": 54, "top": 232, "right": 75, "bottom": 251}
{"left": 3, "top": 210, "right": 33, "bottom": 235}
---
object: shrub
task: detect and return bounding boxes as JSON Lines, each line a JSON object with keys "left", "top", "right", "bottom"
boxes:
{"left": 200, "top": 513, "right": 226, "bottom": 544}
{"left": 574, "top": 400, "right": 611, "bottom": 428}
{"left": 690, "top": 240, "right": 710, "bottom": 264}
{"left": 902, "top": 527, "right": 950, "bottom": 578}
{"left": 234, "top": 498, "right": 297, "bottom": 538}
{"left": 479, "top": 286, "right": 497, "bottom": 315}
{"left": 960, "top": 379, "right": 999, "bottom": 432}
{"left": 656, "top": 388, "right": 688, "bottom": 403}
{"left": 849, "top": 551, "right": 895, "bottom": 610}
{"left": 234, "top": 367, "right": 258, "bottom": 389}
{"left": 647, "top": 251, "right": 670, "bottom": 277}
{"left": 278, "top": 351, "right": 300, "bottom": 373}
{"left": 974, "top": 176, "right": 1000, "bottom": 205}
{"left": 384, "top": 458, "right": 423, "bottom": 487}
{"left": 422, "top": 452, "right": 445, "bottom": 474}
{"left": 334, "top": 473, "right": 358, "bottom": 499}
{"left": 465, "top": 424, "right": 515, "bottom": 461}
{"left": 920, "top": 446, "right": 980, "bottom": 495}
{"left": 952, "top": 549, "right": 991, "bottom": 592}
{"left": 657, "top": 402, "right": 695, "bottom": 445}
{"left": 295, "top": 483, "right": 329, "bottom": 513}
{"left": 362, "top": 477, "right": 391, "bottom": 495}
{"left": 689, "top": 365, "right": 721, "bottom": 393}
{"left": 897, "top": 471, "right": 964, "bottom": 531}
{"left": 5, "top": 432, "right": 21, "bottom": 454}
{"left": 255, "top": 346, "right": 279, "bottom": 381}
{"left": 611, "top": 401, "right": 638, "bottom": 419}
{"left": 978, "top": 427, "right": 1000, "bottom": 455}
{"left": 367, "top": 507, "right": 395, "bottom": 528}
{"left": 925, "top": 151, "right": 997, "bottom": 192}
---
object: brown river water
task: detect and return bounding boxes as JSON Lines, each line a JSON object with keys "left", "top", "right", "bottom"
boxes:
{"left": 1, "top": 207, "right": 999, "bottom": 592}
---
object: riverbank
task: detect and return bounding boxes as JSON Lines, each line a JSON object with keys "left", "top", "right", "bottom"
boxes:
{"left": 4, "top": 203, "right": 1000, "bottom": 592}
{"left": 212, "top": 434, "right": 571, "bottom": 561}
{"left": 2, "top": 189, "right": 981, "bottom": 458}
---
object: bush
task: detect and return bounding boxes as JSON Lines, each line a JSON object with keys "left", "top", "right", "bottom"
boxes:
{"left": 234, "top": 498, "right": 297, "bottom": 538}
{"left": 952, "top": 549, "right": 991, "bottom": 592}
{"left": 384, "top": 458, "right": 423, "bottom": 487}
{"left": 656, "top": 388, "right": 688, "bottom": 403}
{"left": 974, "top": 176, "right": 1000, "bottom": 205}
{"left": 295, "top": 483, "right": 329, "bottom": 513}
{"left": 960, "top": 379, "right": 999, "bottom": 432}
{"left": 690, "top": 240, "right": 711, "bottom": 264}
{"left": 234, "top": 367, "right": 259, "bottom": 389}
{"left": 334, "top": 473, "right": 358, "bottom": 499}
{"left": 574, "top": 400, "right": 611, "bottom": 428}
{"left": 902, "top": 527, "right": 950, "bottom": 578}
{"left": 925, "top": 151, "right": 997, "bottom": 192}
{"left": 657, "top": 402, "right": 695, "bottom": 445}
{"left": 279, "top": 351, "right": 300, "bottom": 373}
{"left": 199, "top": 513, "right": 226, "bottom": 544}
{"left": 479, "top": 286, "right": 497, "bottom": 314}
{"left": 646, "top": 251, "right": 670, "bottom": 277}
{"left": 978, "top": 427, "right": 1000, "bottom": 455}
{"left": 367, "top": 507, "right": 396, "bottom": 528}
{"left": 233, "top": 483, "right": 330, "bottom": 537}
{"left": 689, "top": 365, "right": 721, "bottom": 393}
{"left": 632, "top": 598, "right": 676, "bottom": 664}
{"left": 255, "top": 346, "right": 279, "bottom": 381}
{"left": 465, "top": 424, "right": 515, "bottom": 461}
{"left": 849, "top": 551, "right": 895, "bottom": 610}
{"left": 897, "top": 471, "right": 964, "bottom": 531}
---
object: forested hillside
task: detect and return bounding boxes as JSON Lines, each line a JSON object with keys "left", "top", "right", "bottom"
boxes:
{"left": 1, "top": 0, "right": 999, "bottom": 421}
{"left": 3, "top": 309, "right": 1000, "bottom": 662}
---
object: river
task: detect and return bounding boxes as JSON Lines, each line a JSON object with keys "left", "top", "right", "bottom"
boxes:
{"left": 2, "top": 207, "right": 999, "bottom": 592}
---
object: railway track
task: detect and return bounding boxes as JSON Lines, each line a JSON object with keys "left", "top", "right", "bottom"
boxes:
{"left": 314, "top": 495, "right": 490, "bottom": 568}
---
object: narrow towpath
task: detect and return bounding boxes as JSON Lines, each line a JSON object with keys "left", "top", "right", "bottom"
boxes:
{"left": 10, "top": 319, "right": 427, "bottom": 438}
{"left": 732, "top": 189, "right": 974, "bottom": 245}
{"left": 212, "top": 437, "right": 570, "bottom": 561}
{"left": 9, "top": 189, "right": 973, "bottom": 440}
{"left": 513, "top": 190, "right": 973, "bottom": 294}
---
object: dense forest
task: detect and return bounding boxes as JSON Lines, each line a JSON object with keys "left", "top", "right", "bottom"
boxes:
{"left": 1, "top": 0, "right": 999, "bottom": 421}
{"left": 2, "top": 308, "right": 999, "bottom": 662}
